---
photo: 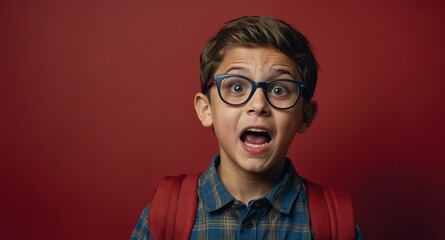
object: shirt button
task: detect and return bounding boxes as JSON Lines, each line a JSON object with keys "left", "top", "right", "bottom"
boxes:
{"left": 244, "top": 221, "right": 253, "bottom": 229}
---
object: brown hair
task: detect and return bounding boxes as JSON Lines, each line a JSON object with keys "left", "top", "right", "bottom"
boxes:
{"left": 200, "top": 15, "right": 319, "bottom": 101}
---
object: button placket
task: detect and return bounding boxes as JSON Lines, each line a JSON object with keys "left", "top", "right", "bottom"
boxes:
{"left": 244, "top": 221, "right": 253, "bottom": 229}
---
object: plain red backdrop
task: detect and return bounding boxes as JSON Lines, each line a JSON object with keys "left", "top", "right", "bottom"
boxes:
{"left": 1, "top": 0, "right": 444, "bottom": 239}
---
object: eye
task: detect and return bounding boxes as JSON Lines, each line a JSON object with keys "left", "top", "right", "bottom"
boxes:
{"left": 222, "top": 77, "right": 250, "bottom": 94}
{"left": 230, "top": 83, "right": 245, "bottom": 93}
{"left": 270, "top": 85, "right": 288, "bottom": 96}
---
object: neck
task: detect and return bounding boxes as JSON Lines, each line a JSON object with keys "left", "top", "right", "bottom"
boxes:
{"left": 217, "top": 159, "right": 286, "bottom": 205}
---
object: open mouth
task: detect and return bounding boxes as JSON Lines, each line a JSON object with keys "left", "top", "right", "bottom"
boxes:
{"left": 240, "top": 128, "right": 272, "bottom": 148}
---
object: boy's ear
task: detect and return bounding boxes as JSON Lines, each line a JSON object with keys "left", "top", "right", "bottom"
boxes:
{"left": 297, "top": 100, "right": 318, "bottom": 134}
{"left": 194, "top": 92, "right": 213, "bottom": 127}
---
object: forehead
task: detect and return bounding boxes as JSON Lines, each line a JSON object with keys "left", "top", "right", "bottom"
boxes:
{"left": 217, "top": 46, "right": 300, "bottom": 78}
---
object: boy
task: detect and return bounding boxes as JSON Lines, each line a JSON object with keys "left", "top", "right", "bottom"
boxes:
{"left": 132, "top": 16, "right": 363, "bottom": 239}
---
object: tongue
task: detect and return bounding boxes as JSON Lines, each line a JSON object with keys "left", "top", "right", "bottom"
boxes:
{"left": 244, "top": 134, "right": 268, "bottom": 144}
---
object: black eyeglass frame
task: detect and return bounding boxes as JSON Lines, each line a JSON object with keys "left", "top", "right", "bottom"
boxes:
{"left": 207, "top": 74, "right": 307, "bottom": 110}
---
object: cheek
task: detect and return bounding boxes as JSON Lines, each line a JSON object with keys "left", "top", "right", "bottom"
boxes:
{"left": 283, "top": 105, "right": 304, "bottom": 130}
{"left": 211, "top": 104, "right": 240, "bottom": 133}
{"left": 212, "top": 112, "right": 241, "bottom": 149}
{"left": 276, "top": 112, "right": 300, "bottom": 137}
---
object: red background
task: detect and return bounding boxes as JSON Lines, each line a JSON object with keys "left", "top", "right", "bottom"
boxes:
{"left": 1, "top": 1, "right": 444, "bottom": 239}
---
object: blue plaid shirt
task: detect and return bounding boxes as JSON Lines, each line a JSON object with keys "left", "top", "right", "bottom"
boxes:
{"left": 131, "top": 155, "right": 363, "bottom": 239}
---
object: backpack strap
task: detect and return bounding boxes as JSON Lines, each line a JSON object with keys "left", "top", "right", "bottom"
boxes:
{"left": 304, "top": 178, "right": 356, "bottom": 240}
{"left": 148, "top": 173, "right": 200, "bottom": 240}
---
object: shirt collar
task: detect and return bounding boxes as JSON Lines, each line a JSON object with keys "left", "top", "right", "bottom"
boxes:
{"left": 200, "top": 155, "right": 234, "bottom": 212}
{"left": 200, "top": 154, "right": 303, "bottom": 214}
{"left": 264, "top": 159, "right": 303, "bottom": 215}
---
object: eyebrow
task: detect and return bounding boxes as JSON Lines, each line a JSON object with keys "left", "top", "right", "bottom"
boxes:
{"left": 275, "top": 69, "right": 296, "bottom": 79}
{"left": 225, "top": 67, "right": 295, "bottom": 77}
{"left": 224, "top": 67, "right": 248, "bottom": 74}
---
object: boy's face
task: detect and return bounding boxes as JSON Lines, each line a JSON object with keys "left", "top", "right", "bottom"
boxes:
{"left": 195, "top": 47, "right": 317, "bottom": 175}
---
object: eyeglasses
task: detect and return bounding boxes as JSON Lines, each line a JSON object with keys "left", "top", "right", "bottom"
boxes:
{"left": 207, "top": 74, "right": 307, "bottom": 110}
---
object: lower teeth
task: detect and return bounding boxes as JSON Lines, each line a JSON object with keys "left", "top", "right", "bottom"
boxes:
{"left": 245, "top": 142, "right": 268, "bottom": 148}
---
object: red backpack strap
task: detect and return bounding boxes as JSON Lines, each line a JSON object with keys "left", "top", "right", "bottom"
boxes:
{"left": 304, "top": 178, "right": 355, "bottom": 240}
{"left": 323, "top": 186, "right": 355, "bottom": 240}
{"left": 174, "top": 173, "right": 200, "bottom": 239}
{"left": 148, "top": 173, "right": 200, "bottom": 240}
{"left": 304, "top": 179, "right": 331, "bottom": 239}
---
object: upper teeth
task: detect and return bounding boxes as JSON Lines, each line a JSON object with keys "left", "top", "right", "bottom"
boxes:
{"left": 247, "top": 128, "right": 266, "bottom": 132}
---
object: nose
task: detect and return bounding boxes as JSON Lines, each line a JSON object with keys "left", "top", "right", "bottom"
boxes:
{"left": 246, "top": 88, "right": 270, "bottom": 116}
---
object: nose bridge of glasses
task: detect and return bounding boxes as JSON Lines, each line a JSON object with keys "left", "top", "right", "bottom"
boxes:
{"left": 248, "top": 81, "right": 269, "bottom": 104}
{"left": 253, "top": 81, "right": 269, "bottom": 95}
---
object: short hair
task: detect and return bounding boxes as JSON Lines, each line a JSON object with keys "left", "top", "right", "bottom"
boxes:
{"left": 200, "top": 15, "right": 319, "bottom": 101}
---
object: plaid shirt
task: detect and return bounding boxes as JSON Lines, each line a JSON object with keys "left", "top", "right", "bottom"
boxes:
{"left": 131, "top": 155, "right": 363, "bottom": 239}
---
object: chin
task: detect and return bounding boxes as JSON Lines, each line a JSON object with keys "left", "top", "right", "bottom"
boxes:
{"left": 239, "top": 158, "right": 277, "bottom": 174}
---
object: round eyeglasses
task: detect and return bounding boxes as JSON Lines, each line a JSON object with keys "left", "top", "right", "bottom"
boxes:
{"left": 207, "top": 74, "right": 307, "bottom": 110}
